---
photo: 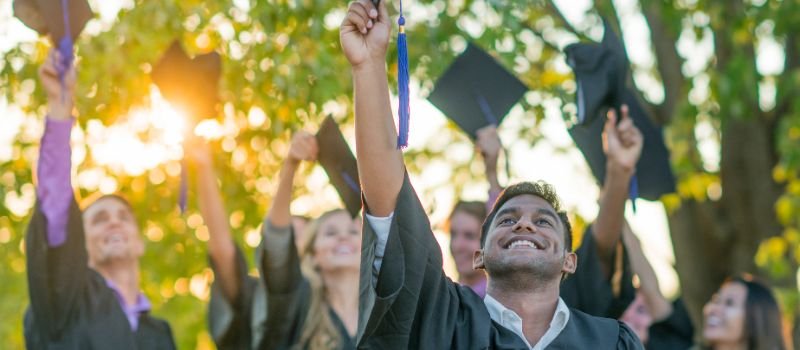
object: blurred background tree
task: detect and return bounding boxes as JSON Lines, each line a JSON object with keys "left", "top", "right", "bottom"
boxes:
{"left": 1, "top": 0, "right": 799, "bottom": 348}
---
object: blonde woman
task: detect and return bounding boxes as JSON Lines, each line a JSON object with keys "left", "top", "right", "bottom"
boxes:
{"left": 260, "top": 131, "right": 360, "bottom": 349}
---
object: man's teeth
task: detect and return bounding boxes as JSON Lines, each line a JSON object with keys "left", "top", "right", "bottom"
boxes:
{"left": 509, "top": 240, "right": 539, "bottom": 249}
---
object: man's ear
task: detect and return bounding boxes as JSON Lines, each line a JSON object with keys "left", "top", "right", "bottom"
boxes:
{"left": 473, "top": 249, "right": 486, "bottom": 270}
{"left": 562, "top": 251, "right": 577, "bottom": 275}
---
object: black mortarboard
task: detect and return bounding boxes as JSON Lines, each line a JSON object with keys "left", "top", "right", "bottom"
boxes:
{"left": 427, "top": 43, "right": 528, "bottom": 139}
{"left": 13, "top": 0, "right": 93, "bottom": 44}
{"left": 564, "top": 19, "right": 628, "bottom": 126}
{"left": 568, "top": 90, "right": 675, "bottom": 200}
{"left": 152, "top": 41, "right": 222, "bottom": 121}
{"left": 316, "top": 116, "right": 362, "bottom": 218}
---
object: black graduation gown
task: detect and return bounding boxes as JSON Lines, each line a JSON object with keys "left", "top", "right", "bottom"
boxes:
{"left": 208, "top": 244, "right": 266, "bottom": 350}
{"left": 357, "top": 173, "right": 643, "bottom": 349}
{"left": 258, "top": 224, "right": 356, "bottom": 350}
{"left": 561, "top": 225, "right": 636, "bottom": 319}
{"left": 24, "top": 200, "right": 176, "bottom": 350}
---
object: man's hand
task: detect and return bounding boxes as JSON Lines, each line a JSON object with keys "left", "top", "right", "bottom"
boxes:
{"left": 602, "top": 105, "right": 642, "bottom": 175}
{"left": 39, "top": 50, "right": 76, "bottom": 120}
{"left": 476, "top": 125, "right": 502, "bottom": 191}
{"left": 476, "top": 125, "right": 501, "bottom": 171}
{"left": 287, "top": 131, "right": 319, "bottom": 165}
{"left": 340, "top": 0, "right": 391, "bottom": 70}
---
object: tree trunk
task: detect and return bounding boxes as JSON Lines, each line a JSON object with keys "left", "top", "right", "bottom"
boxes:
{"left": 668, "top": 117, "right": 785, "bottom": 335}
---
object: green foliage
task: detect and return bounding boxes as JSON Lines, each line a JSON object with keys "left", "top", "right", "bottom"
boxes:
{"left": 2, "top": 0, "right": 800, "bottom": 348}
{"left": 0, "top": 0, "right": 559, "bottom": 348}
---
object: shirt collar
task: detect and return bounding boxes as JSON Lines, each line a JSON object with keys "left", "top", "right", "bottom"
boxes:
{"left": 484, "top": 294, "right": 570, "bottom": 350}
{"left": 468, "top": 278, "right": 488, "bottom": 298}
{"left": 104, "top": 278, "right": 152, "bottom": 313}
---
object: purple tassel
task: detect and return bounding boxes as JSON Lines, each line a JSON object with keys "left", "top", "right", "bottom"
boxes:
{"left": 56, "top": 0, "right": 74, "bottom": 103}
{"left": 179, "top": 157, "right": 188, "bottom": 213}
{"left": 396, "top": 8, "right": 410, "bottom": 149}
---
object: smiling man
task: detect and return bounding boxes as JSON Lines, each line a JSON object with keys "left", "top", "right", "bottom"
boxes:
{"left": 340, "top": 1, "right": 644, "bottom": 348}
{"left": 24, "top": 50, "right": 175, "bottom": 349}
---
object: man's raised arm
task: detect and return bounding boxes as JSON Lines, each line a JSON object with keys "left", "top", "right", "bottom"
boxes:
{"left": 340, "top": 0, "right": 403, "bottom": 216}
{"left": 593, "top": 106, "right": 643, "bottom": 266}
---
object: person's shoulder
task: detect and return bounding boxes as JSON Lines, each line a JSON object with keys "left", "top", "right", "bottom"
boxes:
{"left": 567, "top": 308, "right": 644, "bottom": 348}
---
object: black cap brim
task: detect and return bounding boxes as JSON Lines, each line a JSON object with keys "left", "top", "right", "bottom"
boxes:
{"left": 13, "top": 0, "right": 92, "bottom": 44}
{"left": 427, "top": 42, "right": 528, "bottom": 139}
{"left": 316, "top": 116, "right": 362, "bottom": 218}
{"left": 568, "top": 90, "right": 675, "bottom": 200}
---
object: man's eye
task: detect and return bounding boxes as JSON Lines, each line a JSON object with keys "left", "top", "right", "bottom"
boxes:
{"left": 535, "top": 219, "right": 553, "bottom": 227}
{"left": 499, "top": 218, "right": 516, "bottom": 226}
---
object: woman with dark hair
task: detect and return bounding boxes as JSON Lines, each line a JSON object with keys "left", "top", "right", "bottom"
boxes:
{"left": 701, "top": 275, "right": 785, "bottom": 350}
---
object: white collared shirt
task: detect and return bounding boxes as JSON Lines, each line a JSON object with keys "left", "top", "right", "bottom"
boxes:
{"left": 484, "top": 294, "right": 570, "bottom": 350}
{"left": 366, "top": 212, "right": 571, "bottom": 349}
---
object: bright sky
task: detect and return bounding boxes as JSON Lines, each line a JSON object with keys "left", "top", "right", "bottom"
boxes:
{"left": 7, "top": 0, "right": 790, "bottom": 300}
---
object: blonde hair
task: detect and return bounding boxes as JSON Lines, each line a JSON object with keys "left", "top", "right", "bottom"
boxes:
{"left": 296, "top": 209, "right": 348, "bottom": 350}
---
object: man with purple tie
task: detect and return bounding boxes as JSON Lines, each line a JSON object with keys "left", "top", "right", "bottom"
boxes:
{"left": 24, "top": 50, "right": 175, "bottom": 350}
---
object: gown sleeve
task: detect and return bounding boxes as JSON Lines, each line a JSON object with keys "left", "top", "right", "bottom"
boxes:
{"left": 26, "top": 116, "right": 92, "bottom": 341}
{"left": 258, "top": 221, "right": 311, "bottom": 349}
{"left": 26, "top": 198, "right": 90, "bottom": 341}
{"left": 208, "top": 243, "right": 259, "bottom": 349}
{"left": 358, "top": 172, "right": 494, "bottom": 349}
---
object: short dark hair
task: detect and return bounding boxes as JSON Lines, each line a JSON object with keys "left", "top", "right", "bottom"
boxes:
{"left": 480, "top": 181, "right": 572, "bottom": 251}
{"left": 728, "top": 275, "right": 785, "bottom": 350}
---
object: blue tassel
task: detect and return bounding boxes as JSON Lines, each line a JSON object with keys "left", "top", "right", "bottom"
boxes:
{"left": 629, "top": 174, "right": 638, "bottom": 213}
{"left": 342, "top": 171, "right": 360, "bottom": 193}
{"left": 396, "top": 13, "right": 410, "bottom": 149}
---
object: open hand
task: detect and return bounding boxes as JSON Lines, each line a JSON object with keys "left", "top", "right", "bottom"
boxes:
{"left": 340, "top": 0, "right": 391, "bottom": 69}
{"left": 602, "top": 105, "right": 642, "bottom": 174}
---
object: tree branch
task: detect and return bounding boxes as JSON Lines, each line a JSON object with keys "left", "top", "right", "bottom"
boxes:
{"left": 522, "top": 23, "right": 562, "bottom": 52}
{"left": 640, "top": 1, "right": 685, "bottom": 124}
{"left": 545, "top": 0, "right": 588, "bottom": 40}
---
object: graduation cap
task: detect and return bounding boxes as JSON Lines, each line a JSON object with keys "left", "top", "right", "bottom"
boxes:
{"left": 568, "top": 90, "right": 675, "bottom": 201}
{"left": 316, "top": 116, "right": 362, "bottom": 218}
{"left": 152, "top": 41, "right": 222, "bottom": 213}
{"left": 428, "top": 43, "right": 528, "bottom": 139}
{"left": 152, "top": 41, "right": 222, "bottom": 121}
{"left": 14, "top": 0, "right": 93, "bottom": 98}
{"left": 564, "top": 19, "right": 628, "bottom": 126}
{"left": 13, "top": 0, "right": 93, "bottom": 45}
